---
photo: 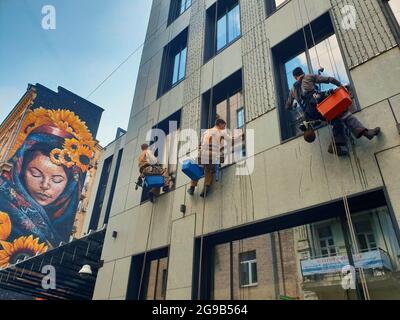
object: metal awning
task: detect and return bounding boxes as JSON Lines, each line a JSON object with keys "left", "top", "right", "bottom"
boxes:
{"left": 0, "top": 227, "right": 106, "bottom": 300}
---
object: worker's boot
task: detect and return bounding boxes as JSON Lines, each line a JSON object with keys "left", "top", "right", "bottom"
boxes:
{"left": 187, "top": 186, "right": 195, "bottom": 196}
{"left": 162, "top": 186, "right": 170, "bottom": 193}
{"left": 363, "top": 127, "right": 381, "bottom": 140}
{"left": 149, "top": 192, "right": 155, "bottom": 203}
{"left": 200, "top": 186, "right": 211, "bottom": 198}
{"left": 328, "top": 143, "right": 348, "bottom": 157}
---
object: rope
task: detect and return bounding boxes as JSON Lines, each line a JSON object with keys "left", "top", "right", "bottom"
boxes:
{"left": 137, "top": 202, "right": 156, "bottom": 299}
{"left": 197, "top": 0, "right": 219, "bottom": 300}
{"left": 301, "top": 0, "right": 321, "bottom": 70}
{"left": 136, "top": 32, "right": 171, "bottom": 299}
{"left": 294, "top": 0, "right": 371, "bottom": 299}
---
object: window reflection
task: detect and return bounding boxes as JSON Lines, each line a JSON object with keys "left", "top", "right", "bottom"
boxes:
{"left": 217, "top": 4, "right": 241, "bottom": 51}
{"left": 389, "top": 0, "right": 400, "bottom": 25}
{"left": 281, "top": 34, "right": 349, "bottom": 139}
{"left": 172, "top": 47, "right": 187, "bottom": 85}
{"left": 210, "top": 206, "right": 400, "bottom": 300}
{"left": 309, "top": 35, "right": 349, "bottom": 91}
{"left": 180, "top": 0, "right": 192, "bottom": 15}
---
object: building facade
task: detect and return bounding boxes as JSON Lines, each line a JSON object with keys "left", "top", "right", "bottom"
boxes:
{"left": 93, "top": 0, "right": 400, "bottom": 300}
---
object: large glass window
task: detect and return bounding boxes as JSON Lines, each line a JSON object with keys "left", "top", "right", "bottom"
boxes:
{"left": 127, "top": 248, "right": 169, "bottom": 300}
{"left": 158, "top": 29, "right": 188, "bottom": 97}
{"left": 217, "top": 4, "right": 241, "bottom": 51}
{"left": 195, "top": 190, "right": 400, "bottom": 300}
{"left": 204, "top": 0, "right": 241, "bottom": 61}
{"left": 141, "top": 110, "right": 181, "bottom": 203}
{"left": 273, "top": 13, "right": 352, "bottom": 140}
{"left": 201, "top": 69, "right": 246, "bottom": 165}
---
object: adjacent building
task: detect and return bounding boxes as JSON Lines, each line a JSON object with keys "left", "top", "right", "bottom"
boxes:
{"left": 93, "top": 0, "right": 400, "bottom": 300}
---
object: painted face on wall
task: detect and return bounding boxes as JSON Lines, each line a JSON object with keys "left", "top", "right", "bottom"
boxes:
{"left": 24, "top": 152, "right": 68, "bottom": 206}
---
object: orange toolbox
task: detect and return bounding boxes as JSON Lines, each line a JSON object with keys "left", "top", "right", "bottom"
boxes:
{"left": 317, "top": 86, "right": 352, "bottom": 121}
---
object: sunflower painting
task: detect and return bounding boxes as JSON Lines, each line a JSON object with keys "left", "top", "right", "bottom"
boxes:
{"left": 0, "top": 108, "right": 97, "bottom": 249}
{"left": 0, "top": 235, "right": 48, "bottom": 268}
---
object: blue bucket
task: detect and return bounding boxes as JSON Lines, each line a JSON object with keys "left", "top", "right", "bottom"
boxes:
{"left": 144, "top": 175, "right": 164, "bottom": 188}
{"left": 182, "top": 160, "right": 204, "bottom": 181}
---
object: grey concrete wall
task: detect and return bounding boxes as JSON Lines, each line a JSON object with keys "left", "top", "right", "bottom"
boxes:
{"left": 93, "top": 0, "right": 400, "bottom": 300}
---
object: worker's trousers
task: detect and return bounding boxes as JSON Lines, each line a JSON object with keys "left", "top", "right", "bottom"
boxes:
{"left": 190, "top": 164, "right": 215, "bottom": 188}
{"left": 304, "top": 92, "right": 366, "bottom": 145}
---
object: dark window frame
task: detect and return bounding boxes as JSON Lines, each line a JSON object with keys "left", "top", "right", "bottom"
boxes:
{"left": 168, "top": 0, "right": 192, "bottom": 26}
{"left": 192, "top": 188, "right": 398, "bottom": 300}
{"left": 272, "top": 12, "right": 357, "bottom": 142}
{"left": 158, "top": 28, "right": 189, "bottom": 98}
{"left": 140, "top": 110, "right": 182, "bottom": 204}
{"left": 379, "top": 0, "right": 400, "bottom": 45}
{"left": 239, "top": 250, "right": 258, "bottom": 287}
{"left": 126, "top": 247, "right": 169, "bottom": 300}
{"left": 103, "top": 148, "right": 123, "bottom": 225}
{"left": 201, "top": 69, "right": 246, "bottom": 165}
{"left": 88, "top": 155, "right": 113, "bottom": 231}
{"left": 204, "top": 0, "right": 242, "bottom": 63}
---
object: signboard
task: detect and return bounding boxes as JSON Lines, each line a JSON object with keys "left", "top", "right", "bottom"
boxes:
{"left": 301, "top": 250, "right": 392, "bottom": 276}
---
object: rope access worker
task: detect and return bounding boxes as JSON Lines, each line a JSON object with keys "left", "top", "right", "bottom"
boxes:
{"left": 138, "top": 143, "right": 171, "bottom": 202}
{"left": 187, "top": 119, "right": 231, "bottom": 198}
{"left": 286, "top": 67, "right": 381, "bottom": 156}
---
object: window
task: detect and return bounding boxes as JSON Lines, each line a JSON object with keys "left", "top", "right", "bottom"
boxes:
{"left": 172, "top": 47, "right": 187, "bottom": 85}
{"left": 141, "top": 110, "right": 181, "bottom": 203}
{"left": 204, "top": 0, "right": 241, "bottom": 61}
{"left": 388, "top": 0, "right": 400, "bottom": 25}
{"left": 239, "top": 251, "right": 258, "bottom": 287}
{"left": 103, "top": 148, "right": 123, "bottom": 225}
{"left": 272, "top": 12, "right": 351, "bottom": 140}
{"left": 355, "top": 220, "right": 377, "bottom": 252}
{"left": 266, "top": 0, "right": 287, "bottom": 15}
{"left": 237, "top": 108, "right": 245, "bottom": 129}
{"left": 381, "top": 0, "right": 400, "bottom": 44}
{"left": 201, "top": 69, "right": 246, "bottom": 165}
{"left": 127, "top": 248, "right": 169, "bottom": 300}
{"left": 217, "top": 5, "right": 241, "bottom": 51}
{"left": 195, "top": 190, "right": 400, "bottom": 300}
{"left": 317, "top": 226, "right": 337, "bottom": 257}
{"left": 158, "top": 29, "right": 188, "bottom": 97}
{"left": 89, "top": 155, "right": 113, "bottom": 230}
{"left": 168, "top": 0, "right": 192, "bottom": 25}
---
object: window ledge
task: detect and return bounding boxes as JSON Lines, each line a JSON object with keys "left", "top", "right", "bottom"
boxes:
{"left": 240, "top": 283, "right": 258, "bottom": 288}
{"left": 204, "top": 36, "right": 242, "bottom": 65}
{"left": 158, "top": 77, "right": 186, "bottom": 100}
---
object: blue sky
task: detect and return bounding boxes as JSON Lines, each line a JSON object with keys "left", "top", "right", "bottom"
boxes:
{"left": 0, "top": 0, "right": 152, "bottom": 145}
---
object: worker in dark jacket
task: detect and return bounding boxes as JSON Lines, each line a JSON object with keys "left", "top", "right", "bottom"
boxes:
{"left": 286, "top": 67, "right": 380, "bottom": 156}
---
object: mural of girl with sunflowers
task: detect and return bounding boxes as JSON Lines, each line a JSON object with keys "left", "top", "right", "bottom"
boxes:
{"left": 0, "top": 108, "right": 96, "bottom": 268}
